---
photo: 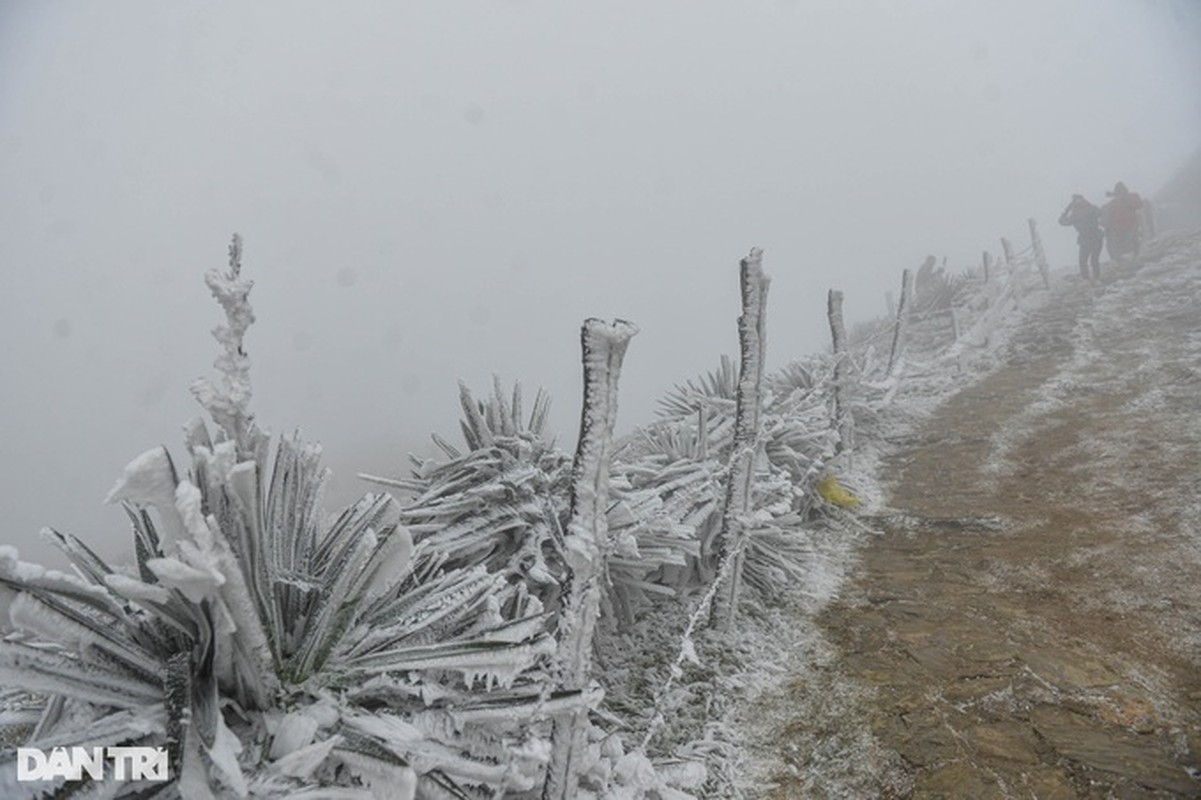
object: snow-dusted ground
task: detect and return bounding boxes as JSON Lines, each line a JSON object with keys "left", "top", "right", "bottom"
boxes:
{"left": 723, "top": 229, "right": 1201, "bottom": 796}
{"left": 724, "top": 299, "right": 1047, "bottom": 796}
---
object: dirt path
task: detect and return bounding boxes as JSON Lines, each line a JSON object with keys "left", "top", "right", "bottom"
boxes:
{"left": 801, "top": 238, "right": 1201, "bottom": 798}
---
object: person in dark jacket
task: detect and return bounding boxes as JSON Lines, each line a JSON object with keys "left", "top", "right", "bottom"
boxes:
{"left": 1059, "top": 194, "right": 1104, "bottom": 279}
{"left": 1101, "top": 181, "right": 1144, "bottom": 263}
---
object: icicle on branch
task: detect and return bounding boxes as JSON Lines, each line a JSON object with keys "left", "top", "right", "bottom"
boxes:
{"left": 709, "top": 247, "right": 769, "bottom": 631}
{"left": 190, "top": 233, "right": 261, "bottom": 458}
{"left": 544, "top": 317, "right": 638, "bottom": 800}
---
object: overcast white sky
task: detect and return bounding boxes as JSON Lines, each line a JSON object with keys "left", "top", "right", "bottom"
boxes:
{"left": 2, "top": 0, "right": 1199, "bottom": 566}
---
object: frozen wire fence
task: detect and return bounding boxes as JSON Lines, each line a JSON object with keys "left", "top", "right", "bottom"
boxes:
{"left": 0, "top": 218, "right": 1053, "bottom": 797}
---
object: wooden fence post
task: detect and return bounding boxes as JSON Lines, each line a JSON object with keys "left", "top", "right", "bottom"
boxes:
{"left": 544, "top": 317, "right": 638, "bottom": 800}
{"left": 982, "top": 251, "right": 992, "bottom": 283}
{"left": 1001, "top": 237, "right": 1015, "bottom": 268}
{"left": 1028, "top": 217, "right": 1051, "bottom": 289}
{"left": 886, "top": 269, "right": 914, "bottom": 379}
{"left": 827, "top": 289, "right": 853, "bottom": 455}
{"left": 709, "top": 248, "right": 769, "bottom": 631}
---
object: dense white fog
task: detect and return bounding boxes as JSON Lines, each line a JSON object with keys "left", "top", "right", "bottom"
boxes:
{"left": 2, "top": 0, "right": 1199, "bottom": 565}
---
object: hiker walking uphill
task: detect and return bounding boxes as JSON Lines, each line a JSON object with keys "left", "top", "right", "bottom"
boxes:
{"left": 1059, "top": 194, "right": 1104, "bottom": 280}
{"left": 1102, "top": 181, "right": 1144, "bottom": 264}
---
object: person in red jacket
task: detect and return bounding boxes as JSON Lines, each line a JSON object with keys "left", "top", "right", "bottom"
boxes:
{"left": 1101, "top": 182, "right": 1144, "bottom": 264}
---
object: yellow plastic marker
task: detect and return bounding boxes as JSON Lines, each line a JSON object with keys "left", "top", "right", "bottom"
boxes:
{"left": 816, "top": 475, "right": 861, "bottom": 509}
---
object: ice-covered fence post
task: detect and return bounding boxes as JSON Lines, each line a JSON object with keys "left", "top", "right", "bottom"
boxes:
{"left": 886, "top": 269, "right": 914, "bottom": 379}
{"left": 827, "top": 289, "right": 853, "bottom": 455}
{"left": 1001, "top": 237, "right": 1015, "bottom": 268}
{"left": 543, "top": 317, "right": 638, "bottom": 800}
{"left": 1029, "top": 217, "right": 1051, "bottom": 289}
{"left": 982, "top": 251, "right": 992, "bottom": 283}
{"left": 709, "top": 248, "right": 770, "bottom": 632}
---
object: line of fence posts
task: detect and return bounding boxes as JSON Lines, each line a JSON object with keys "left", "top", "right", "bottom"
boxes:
{"left": 709, "top": 248, "right": 769, "bottom": 632}
{"left": 544, "top": 317, "right": 638, "bottom": 800}
{"left": 547, "top": 217, "right": 1056, "bottom": 789}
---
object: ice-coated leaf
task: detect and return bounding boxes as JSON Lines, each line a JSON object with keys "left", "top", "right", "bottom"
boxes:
{"left": 25, "top": 706, "right": 165, "bottom": 750}
{"left": 346, "top": 635, "right": 555, "bottom": 692}
{"left": 147, "top": 556, "right": 224, "bottom": 604}
{"left": 104, "top": 446, "right": 187, "bottom": 548}
{"left": 0, "top": 642, "right": 159, "bottom": 708}
{"left": 206, "top": 714, "right": 248, "bottom": 798}
{"left": 273, "top": 734, "right": 343, "bottom": 780}
{"left": 104, "top": 572, "right": 172, "bottom": 604}
{"left": 360, "top": 525, "right": 414, "bottom": 604}
{"left": 41, "top": 527, "right": 115, "bottom": 588}
{"left": 104, "top": 446, "right": 178, "bottom": 507}
{"left": 179, "top": 717, "right": 220, "bottom": 800}
{"left": 269, "top": 709, "right": 321, "bottom": 760}
{"left": 333, "top": 733, "right": 417, "bottom": 800}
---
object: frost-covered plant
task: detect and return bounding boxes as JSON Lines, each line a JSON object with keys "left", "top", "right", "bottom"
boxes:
{"left": 601, "top": 350, "right": 837, "bottom": 622}
{"left": 603, "top": 445, "right": 722, "bottom": 624}
{"left": 628, "top": 336, "right": 833, "bottom": 621}
{"left": 364, "top": 379, "right": 572, "bottom": 611}
{"left": 657, "top": 353, "right": 834, "bottom": 507}
{"left": 371, "top": 372, "right": 722, "bottom": 636}
{"left": 657, "top": 355, "right": 738, "bottom": 419}
{"left": 0, "top": 237, "right": 580, "bottom": 799}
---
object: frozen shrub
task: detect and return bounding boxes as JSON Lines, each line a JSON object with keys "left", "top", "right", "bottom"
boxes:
{"left": 0, "top": 237, "right": 581, "bottom": 798}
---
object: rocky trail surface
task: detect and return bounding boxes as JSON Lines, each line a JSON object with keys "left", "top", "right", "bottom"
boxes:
{"left": 765, "top": 232, "right": 1201, "bottom": 798}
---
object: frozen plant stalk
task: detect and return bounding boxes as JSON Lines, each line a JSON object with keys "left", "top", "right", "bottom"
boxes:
{"left": 544, "top": 317, "right": 638, "bottom": 800}
{"left": 190, "top": 234, "right": 260, "bottom": 457}
{"left": 709, "top": 248, "right": 769, "bottom": 631}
